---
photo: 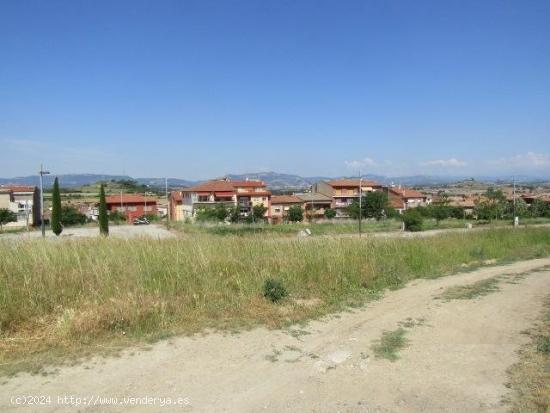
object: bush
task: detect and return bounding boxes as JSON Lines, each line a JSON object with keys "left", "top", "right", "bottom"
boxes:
{"left": 263, "top": 278, "right": 288, "bottom": 303}
{"left": 288, "top": 205, "right": 303, "bottom": 222}
{"left": 108, "top": 210, "right": 127, "bottom": 222}
{"left": 324, "top": 208, "right": 336, "bottom": 219}
{"left": 61, "top": 206, "right": 87, "bottom": 226}
{"left": 402, "top": 209, "right": 423, "bottom": 232}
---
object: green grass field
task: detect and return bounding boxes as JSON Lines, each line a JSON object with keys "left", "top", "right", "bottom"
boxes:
{"left": 1, "top": 227, "right": 550, "bottom": 375}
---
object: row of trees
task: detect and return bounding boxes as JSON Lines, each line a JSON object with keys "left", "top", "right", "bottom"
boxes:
{"left": 49, "top": 178, "right": 110, "bottom": 236}
{"left": 195, "top": 204, "right": 268, "bottom": 223}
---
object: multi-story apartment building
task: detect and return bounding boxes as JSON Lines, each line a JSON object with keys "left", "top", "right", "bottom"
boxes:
{"left": 0, "top": 185, "right": 41, "bottom": 227}
{"left": 313, "top": 179, "right": 383, "bottom": 218}
{"left": 177, "top": 178, "right": 271, "bottom": 220}
{"left": 104, "top": 194, "right": 158, "bottom": 223}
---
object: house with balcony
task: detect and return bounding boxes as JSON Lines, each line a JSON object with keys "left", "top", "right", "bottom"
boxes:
{"left": 388, "top": 187, "right": 430, "bottom": 213}
{"left": 104, "top": 194, "right": 158, "bottom": 223}
{"left": 313, "top": 179, "right": 383, "bottom": 218}
{"left": 178, "top": 178, "right": 271, "bottom": 220}
{"left": 0, "top": 185, "right": 40, "bottom": 227}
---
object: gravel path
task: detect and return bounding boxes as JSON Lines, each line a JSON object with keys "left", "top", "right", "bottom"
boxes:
{"left": 0, "top": 224, "right": 175, "bottom": 240}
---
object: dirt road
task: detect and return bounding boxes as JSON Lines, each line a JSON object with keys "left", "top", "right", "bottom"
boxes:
{"left": 1, "top": 258, "right": 549, "bottom": 412}
{"left": 0, "top": 224, "right": 175, "bottom": 240}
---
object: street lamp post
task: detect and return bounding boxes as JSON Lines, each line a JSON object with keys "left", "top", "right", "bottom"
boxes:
{"left": 39, "top": 164, "right": 50, "bottom": 238}
{"left": 358, "top": 169, "right": 362, "bottom": 237}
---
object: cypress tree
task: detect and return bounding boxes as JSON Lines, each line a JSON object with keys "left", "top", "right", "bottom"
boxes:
{"left": 51, "top": 177, "right": 63, "bottom": 236}
{"left": 98, "top": 184, "right": 109, "bottom": 236}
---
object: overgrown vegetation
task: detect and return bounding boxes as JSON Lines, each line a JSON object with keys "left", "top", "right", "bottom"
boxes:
{"left": 508, "top": 295, "right": 550, "bottom": 412}
{"left": 1, "top": 228, "right": 550, "bottom": 375}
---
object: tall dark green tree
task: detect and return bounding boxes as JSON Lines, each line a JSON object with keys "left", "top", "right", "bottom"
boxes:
{"left": 51, "top": 177, "right": 63, "bottom": 236}
{"left": 98, "top": 184, "right": 109, "bottom": 236}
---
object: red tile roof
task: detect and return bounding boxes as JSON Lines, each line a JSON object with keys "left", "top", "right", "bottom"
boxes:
{"left": 328, "top": 179, "right": 381, "bottom": 187}
{"left": 389, "top": 187, "right": 426, "bottom": 199}
{"left": 389, "top": 197, "right": 405, "bottom": 209}
{"left": 0, "top": 185, "right": 36, "bottom": 193}
{"left": 183, "top": 179, "right": 270, "bottom": 194}
{"left": 183, "top": 180, "right": 235, "bottom": 192}
{"left": 271, "top": 195, "right": 302, "bottom": 204}
{"left": 105, "top": 194, "right": 157, "bottom": 204}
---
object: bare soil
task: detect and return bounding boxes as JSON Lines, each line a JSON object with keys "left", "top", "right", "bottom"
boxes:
{"left": 1, "top": 258, "right": 549, "bottom": 412}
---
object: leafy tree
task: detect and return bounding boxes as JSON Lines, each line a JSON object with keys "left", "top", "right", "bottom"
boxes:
{"left": 505, "top": 198, "right": 529, "bottom": 219}
{"left": 364, "top": 191, "right": 389, "bottom": 220}
{"left": 195, "top": 207, "right": 218, "bottom": 222}
{"left": 229, "top": 206, "right": 240, "bottom": 223}
{"left": 98, "top": 184, "right": 109, "bottom": 236}
{"left": 252, "top": 204, "right": 267, "bottom": 221}
{"left": 214, "top": 203, "right": 229, "bottom": 221}
{"left": 195, "top": 204, "right": 230, "bottom": 222}
{"left": 431, "top": 205, "right": 450, "bottom": 225}
{"left": 385, "top": 206, "right": 400, "bottom": 219}
{"left": 475, "top": 187, "right": 507, "bottom": 221}
{"left": 51, "top": 177, "right": 63, "bottom": 235}
{"left": 402, "top": 209, "right": 423, "bottom": 232}
{"left": 61, "top": 206, "right": 87, "bottom": 226}
{"left": 531, "top": 199, "right": 550, "bottom": 218}
{"left": 0, "top": 209, "right": 17, "bottom": 231}
{"left": 324, "top": 208, "right": 336, "bottom": 219}
{"left": 346, "top": 191, "right": 390, "bottom": 220}
{"left": 288, "top": 205, "right": 303, "bottom": 222}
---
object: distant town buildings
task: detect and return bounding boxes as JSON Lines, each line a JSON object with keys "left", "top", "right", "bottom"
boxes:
{"left": 167, "top": 177, "right": 436, "bottom": 223}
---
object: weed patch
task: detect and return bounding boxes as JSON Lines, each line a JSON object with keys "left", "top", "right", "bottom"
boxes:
{"left": 438, "top": 277, "right": 501, "bottom": 301}
{"left": 371, "top": 328, "right": 408, "bottom": 361}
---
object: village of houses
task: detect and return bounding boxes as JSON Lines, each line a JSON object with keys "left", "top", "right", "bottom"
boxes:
{"left": 1, "top": 176, "right": 550, "bottom": 230}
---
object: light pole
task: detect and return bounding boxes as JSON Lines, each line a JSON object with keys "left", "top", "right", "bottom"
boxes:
{"left": 39, "top": 164, "right": 50, "bottom": 238}
{"left": 358, "top": 169, "right": 362, "bottom": 237}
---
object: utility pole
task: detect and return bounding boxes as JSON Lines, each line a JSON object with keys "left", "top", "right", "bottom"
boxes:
{"left": 358, "top": 169, "right": 362, "bottom": 237}
{"left": 39, "top": 164, "right": 50, "bottom": 238}
{"left": 310, "top": 184, "right": 314, "bottom": 224}
{"left": 513, "top": 177, "right": 518, "bottom": 227}
{"left": 166, "top": 177, "right": 170, "bottom": 222}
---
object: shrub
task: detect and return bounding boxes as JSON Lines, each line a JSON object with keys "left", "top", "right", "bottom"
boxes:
{"left": 263, "top": 278, "right": 288, "bottom": 303}
{"left": 324, "top": 208, "right": 336, "bottom": 219}
{"left": 402, "top": 209, "right": 423, "bottom": 232}
{"left": 0, "top": 209, "right": 17, "bottom": 231}
{"left": 108, "top": 210, "right": 126, "bottom": 222}
{"left": 288, "top": 205, "right": 303, "bottom": 222}
{"left": 61, "top": 206, "right": 87, "bottom": 226}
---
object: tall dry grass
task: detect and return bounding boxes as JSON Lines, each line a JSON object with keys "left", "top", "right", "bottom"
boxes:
{"left": 1, "top": 227, "right": 550, "bottom": 374}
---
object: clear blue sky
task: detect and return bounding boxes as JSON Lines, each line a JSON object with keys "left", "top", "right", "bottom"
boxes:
{"left": 1, "top": 0, "right": 549, "bottom": 179}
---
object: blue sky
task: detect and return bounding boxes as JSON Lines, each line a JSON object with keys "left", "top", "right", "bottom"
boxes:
{"left": 1, "top": 0, "right": 549, "bottom": 179}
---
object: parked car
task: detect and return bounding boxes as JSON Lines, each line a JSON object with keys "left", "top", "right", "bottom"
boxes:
{"left": 133, "top": 217, "right": 150, "bottom": 225}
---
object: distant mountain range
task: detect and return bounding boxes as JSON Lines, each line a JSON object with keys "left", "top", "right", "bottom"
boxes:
{"left": 0, "top": 172, "right": 548, "bottom": 190}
